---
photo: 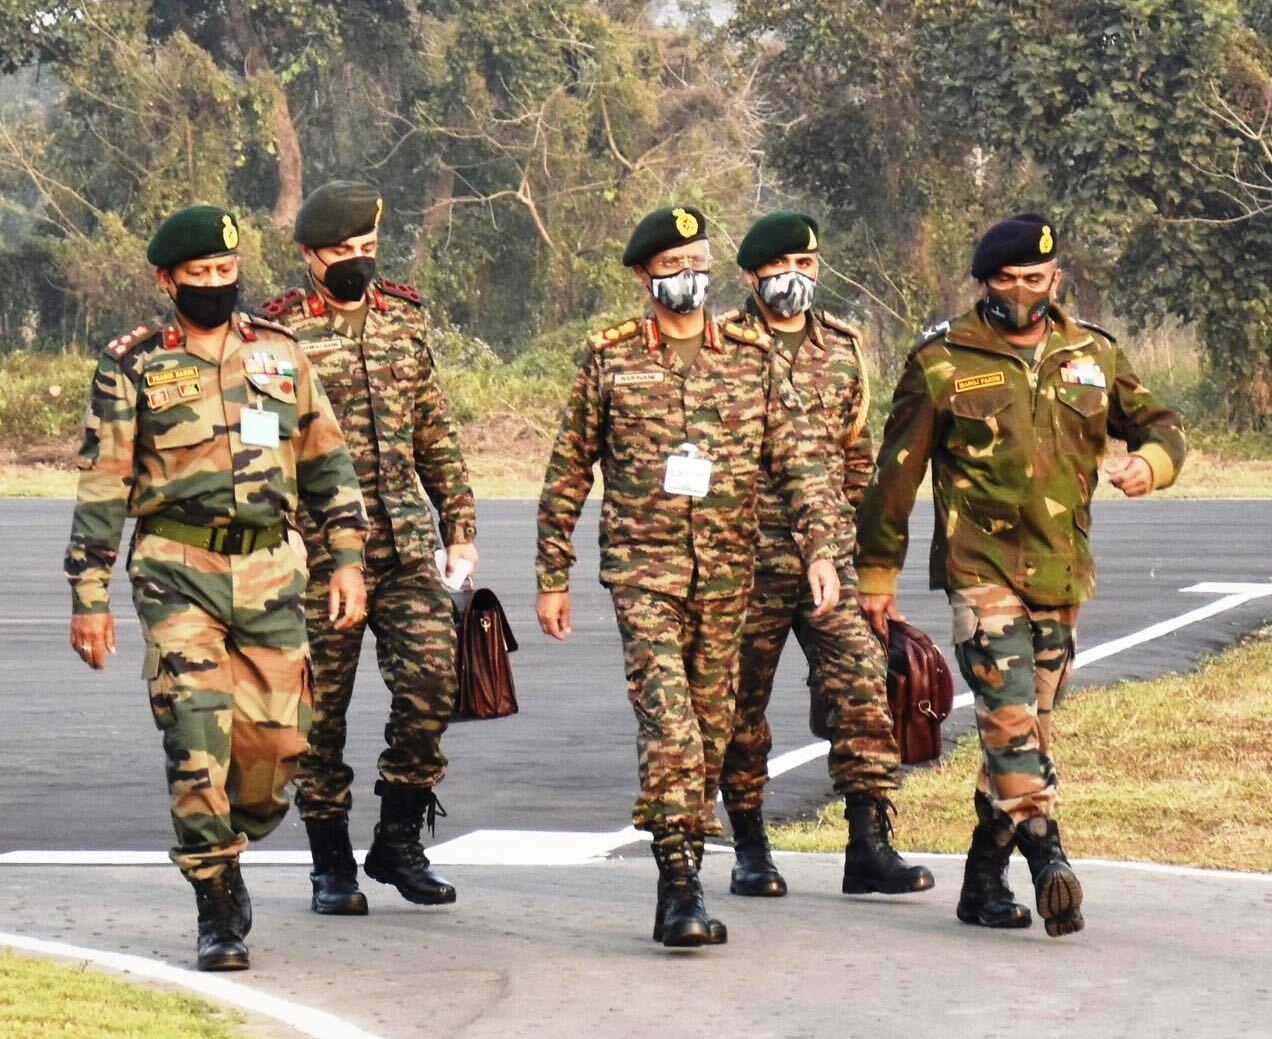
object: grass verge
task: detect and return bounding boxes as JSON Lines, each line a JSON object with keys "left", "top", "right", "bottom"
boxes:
{"left": 0, "top": 950, "right": 246, "bottom": 1039}
{"left": 771, "top": 629, "right": 1272, "bottom": 872}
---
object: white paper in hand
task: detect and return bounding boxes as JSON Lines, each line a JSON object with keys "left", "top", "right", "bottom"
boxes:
{"left": 435, "top": 547, "right": 474, "bottom": 591}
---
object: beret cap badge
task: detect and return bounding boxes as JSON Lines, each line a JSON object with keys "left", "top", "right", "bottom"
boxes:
{"left": 673, "top": 207, "right": 699, "bottom": 238}
{"left": 221, "top": 214, "right": 239, "bottom": 250}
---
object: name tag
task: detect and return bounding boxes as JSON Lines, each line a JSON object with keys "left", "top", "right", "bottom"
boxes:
{"left": 145, "top": 365, "right": 200, "bottom": 387}
{"left": 613, "top": 371, "right": 665, "bottom": 386}
{"left": 300, "top": 337, "right": 343, "bottom": 357}
{"left": 954, "top": 371, "right": 1006, "bottom": 393}
{"left": 664, "top": 443, "right": 712, "bottom": 498}
{"left": 241, "top": 403, "right": 280, "bottom": 448}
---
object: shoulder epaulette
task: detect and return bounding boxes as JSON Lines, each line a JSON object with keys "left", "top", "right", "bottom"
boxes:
{"left": 258, "top": 288, "right": 305, "bottom": 320}
{"left": 715, "top": 306, "right": 744, "bottom": 324}
{"left": 1074, "top": 318, "right": 1117, "bottom": 343}
{"left": 721, "top": 316, "right": 773, "bottom": 351}
{"left": 588, "top": 317, "right": 645, "bottom": 352}
{"left": 103, "top": 324, "right": 155, "bottom": 360}
{"left": 242, "top": 312, "right": 297, "bottom": 340}
{"left": 910, "top": 318, "right": 951, "bottom": 354}
{"left": 818, "top": 310, "right": 863, "bottom": 341}
{"left": 378, "top": 279, "right": 424, "bottom": 306}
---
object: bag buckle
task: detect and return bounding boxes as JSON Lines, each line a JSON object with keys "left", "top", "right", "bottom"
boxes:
{"left": 917, "top": 699, "right": 938, "bottom": 719}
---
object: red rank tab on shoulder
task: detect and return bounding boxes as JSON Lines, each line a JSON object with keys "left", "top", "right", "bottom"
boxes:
{"left": 371, "top": 289, "right": 388, "bottom": 312}
{"left": 260, "top": 287, "right": 304, "bottom": 318}
{"left": 306, "top": 293, "right": 326, "bottom": 318}
{"left": 704, "top": 321, "right": 722, "bottom": 352}
{"left": 237, "top": 315, "right": 257, "bottom": 342}
{"left": 642, "top": 319, "right": 659, "bottom": 354}
{"left": 379, "top": 280, "right": 423, "bottom": 305}
{"left": 163, "top": 325, "right": 182, "bottom": 350}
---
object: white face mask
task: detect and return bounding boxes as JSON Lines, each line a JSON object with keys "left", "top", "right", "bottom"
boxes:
{"left": 757, "top": 270, "right": 816, "bottom": 318}
{"left": 649, "top": 268, "right": 709, "bottom": 314}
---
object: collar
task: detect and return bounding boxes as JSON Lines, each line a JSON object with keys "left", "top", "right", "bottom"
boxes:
{"left": 945, "top": 302, "right": 1093, "bottom": 361}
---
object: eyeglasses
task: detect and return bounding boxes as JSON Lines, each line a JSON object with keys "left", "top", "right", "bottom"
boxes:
{"left": 647, "top": 256, "right": 712, "bottom": 275}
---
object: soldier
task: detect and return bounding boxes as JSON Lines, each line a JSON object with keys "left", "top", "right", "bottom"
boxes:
{"left": 535, "top": 205, "right": 840, "bottom": 948}
{"left": 719, "top": 212, "right": 934, "bottom": 900}
{"left": 65, "top": 204, "right": 368, "bottom": 971}
{"left": 856, "top": 213, "right": 1186, "bottom": 937}
{"left": 261, "top": 181, "right": 477, "bottom": 915}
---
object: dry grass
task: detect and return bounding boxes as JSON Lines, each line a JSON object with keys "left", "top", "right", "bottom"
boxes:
{"left": 772, "top": 630, "right": 1272, "bottom": 872}
{"left": 0, "top": 950, "right": 246, "bottom": 1039}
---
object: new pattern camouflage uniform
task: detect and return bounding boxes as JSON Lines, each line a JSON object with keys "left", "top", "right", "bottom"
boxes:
{"left": 856, "top": 304, "right": 1186, "bottom": 822}
{"left": 261, "top": 282, "right": 475, "bottom": 820}
{"left": 721, "top": 307, "right": 901, "bottom": 810}
{"left": 65, "top": 314, "right": 367, "bottom": 879}
{"left": 537, "top": 314, "right": 835, "bottom": 835}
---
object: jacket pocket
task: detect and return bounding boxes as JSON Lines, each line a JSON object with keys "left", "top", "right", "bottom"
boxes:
{"left": 1054, "top": 384, "right": 1107, "bottom": 453}
{"left": 948, "top": 387, "right": 1014, "bottom": 459}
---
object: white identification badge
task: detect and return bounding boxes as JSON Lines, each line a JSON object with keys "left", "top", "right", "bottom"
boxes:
{"left": 663, "top": 443, "right": 713, "bottom": 498}
{"left": 241, "top": 401, "right": 280, "bottom": 448}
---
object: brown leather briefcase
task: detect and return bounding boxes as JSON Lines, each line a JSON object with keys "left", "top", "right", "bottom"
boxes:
{"left": 453, "top": 587, "right": 519, "bottom": 721}
{"left": 808, "top": 619, "right": 953, "bottom": 764}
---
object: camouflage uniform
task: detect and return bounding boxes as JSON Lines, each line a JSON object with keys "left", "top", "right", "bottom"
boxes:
{"left": 65, "top": 313, "right": 367, "bottom": 879}
{"left": 537, "top": 314, "right": 835, "bottom": 835}
{"left": 260, "top": 281, "right": 475, "bottom": 820}
{"left": 856, "top": 303, "right": 1186, "bottom": 821}
{"left": 721, "top": 307, "right": 900, "bottom": 810}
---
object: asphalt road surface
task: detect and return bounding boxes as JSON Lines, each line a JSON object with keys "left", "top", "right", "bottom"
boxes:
{"left": 2, "top": 496, "right": 1269, "bottom": 854}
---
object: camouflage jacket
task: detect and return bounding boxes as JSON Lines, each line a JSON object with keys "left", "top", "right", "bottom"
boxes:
{"left": 259, "top": 281, "right": 475, "bottom": 569}
{"left": 740, "top": 304, "right": 874, "bottom": 580}
{"left": 855, "top": 303, "right": 1186, "bottom": 606}
{"left": 536, "top": 313, "right": 837, "bottom": 601}
{"left": 65, "top": 313, "right": 368, "bottom": 615}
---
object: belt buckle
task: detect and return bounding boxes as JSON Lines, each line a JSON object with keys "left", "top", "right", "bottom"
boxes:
{"left": 220, "top": 526, "right": 246, "bottom": 554}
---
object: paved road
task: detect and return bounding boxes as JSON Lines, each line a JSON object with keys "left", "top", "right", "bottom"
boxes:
{"left": 1, "top": 497, "right": 1270, "bottom": 854}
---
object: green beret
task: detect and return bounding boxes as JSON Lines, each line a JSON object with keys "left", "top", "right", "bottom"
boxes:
{"left": 293, "top": 180, "right": 384, "bottom": 248}
{"left": 971, "top": 212, "right": 1058, "bottom": 280}
{"left": 146, "top": 204, "right": 240, "bottom": 269}
{"left": 736, "top": 211, "right": 820, "bottom": 270}
{"left": 622, "top": 205, "right": 708, "bottom": 267}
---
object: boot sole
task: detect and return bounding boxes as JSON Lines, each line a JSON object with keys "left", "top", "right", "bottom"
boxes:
{"left": 729, "top": 878, "right": 788, "bottom": 897}
{"left": 842, "top": 871, "right": 936, "bottom": 895}
{"left": 197, "top": 953, "right": 250, "bottom": 972}
{"left": 311, "top": 897, "right": 369, "bottom": 916}
{"left": 956, "top": 902, "right": 1033, "bottom": 929}
{"left": 364, "top": 863, "right": 457, "bottom": 904}
{"left": 1036, "top": 864, "right": 1084, "bottom": 937}
{"left": 661, "top": 928, "right": 712, "bottom": 948}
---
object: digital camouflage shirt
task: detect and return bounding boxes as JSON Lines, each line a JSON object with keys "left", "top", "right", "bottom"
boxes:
{"left": 856, "top": 304, "right": 1186, "bottom": 606}
{"left": 65, "top": 313, "right": 368, "bottom": 615}
{"left": 739, "top": 304, "right": 874, "bottom": 580}
{"left": 536, "top": 313, "right": 836, "bottom": 601}
{"left": 260, "top": 281, "right": 476, "bottom": 568}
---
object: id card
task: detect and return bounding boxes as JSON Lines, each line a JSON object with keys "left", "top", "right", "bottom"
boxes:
{"left": 241, "top": 402, "right": 280, "bottom": 448}
{"left": 663, "top": 443, "right": 712, "bottom": 498}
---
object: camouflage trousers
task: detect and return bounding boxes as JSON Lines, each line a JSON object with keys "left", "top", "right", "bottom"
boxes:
{"left": 950, "top": 584, "right": 1079, "bottom": 824}
{"left": 130, "top": 532, "right": 311, "bottom": 881}
{"left": 294, "top": 553, "right": 457, "bottom": 821}
{"left": 721, "top": 568, "right": 899, "bottom": 811}
{"left": 610, "top": 585, "right": 747, "bottom": 837}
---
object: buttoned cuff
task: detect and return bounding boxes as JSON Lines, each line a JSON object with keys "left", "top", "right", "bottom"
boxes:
{"left": 537, "top": 567, "right": 569, "bottom": 593}
{"left": 855, "top": 567, "right": 899, "bottom": 596}
{"left": 442, "top": 519, "right": 477, "bottom": 546}
{"left": 70, "top": 584, "right": 111, "bottom": 616}
{"left": 1131, "top": 444, "right": 1177, "bottom": 490}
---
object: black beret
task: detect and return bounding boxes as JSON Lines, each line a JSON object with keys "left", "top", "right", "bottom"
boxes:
{"left": 294, "top": 180, "right": 384, "bottom": 248}
{"left": 736, "top": 211, "right": 820, "bottom": 270}
{"left": 146, "top": 204, "right": 240, "bottom": 269}
{"left": 622, "top": 205, "right": 707, "bottom": 267}
{"left": 971, "top": 212, "right": 1058, "bottom": 280}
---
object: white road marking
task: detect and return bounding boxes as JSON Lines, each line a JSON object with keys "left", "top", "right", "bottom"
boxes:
{"left": 0, "top": 931, "right": 387, "bottom": 1039}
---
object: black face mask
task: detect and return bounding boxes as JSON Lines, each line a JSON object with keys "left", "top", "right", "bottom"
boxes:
{"left": 173, "top": 281, "right": 239, "bottom": 330}
{"left": 320, "top": 256, "right": 376, "bottom": 303}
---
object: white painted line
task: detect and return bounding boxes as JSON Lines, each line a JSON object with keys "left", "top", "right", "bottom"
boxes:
{"left": 0, "top": 931, "right": 388, "bottom": 1039}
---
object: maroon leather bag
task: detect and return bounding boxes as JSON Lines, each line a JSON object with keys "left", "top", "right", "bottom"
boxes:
{"left": 883, "top": 620, "right": 954, "bottom": 764}
{"left": 452, "top": 587, "right": 519, "bottom": 721}
{"left": 808, "top": 619, "right": 953, "bottom": 764}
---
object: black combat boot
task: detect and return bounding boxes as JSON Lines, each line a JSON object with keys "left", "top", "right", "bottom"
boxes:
{"left": 1014, "top": 815, "right": 1084, "bottom": 937}
{"left": 956, "top": 792, "right": 1032, "bottom": 928}
{"left": 305, "top": 815, "right": 369, "bottom": 916}
{"left": 224, "top": 860, "right": 252, "bottom": 937}
{"left": 726, "top": 806, "right": 788, "bottom": 898}
{"left": 192, "top": 871, "right": 250, "bottom": 972}
{"left": 363, "top": 781, "right": 457, "bottom": 905}
{"left": 841, "top": 795, "right": 936, "bottom": 895}
{"left": 687, "top": 838, "right": 728, "bottom": 945}
{"left": 649, "top": 833, "right": 712, "bottom": 948}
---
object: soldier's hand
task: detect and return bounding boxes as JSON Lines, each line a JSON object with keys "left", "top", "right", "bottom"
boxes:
{"left": 537, "top": 590, "right": 572, "bottom": 641}
{"left": 446, "top": 542, "right": 479, "bottom": 583}
{"left": 857, "top": 592, "right": 904, "bottom": 640}
{"left": 328, "top": 565, "right": 367, "bottom": 631}
{"left": 806, "top": 559, "right": 841, "bottom": 619}
{"left": 70, "top": 612, "right": 116, "bottom": 670}
{"left": 1107, "top": 455, "right": 1153, "bottom": 498}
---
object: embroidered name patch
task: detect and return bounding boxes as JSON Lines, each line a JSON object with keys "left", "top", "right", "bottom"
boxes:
{"left": 145, "top": 365, "right": 200, "bottom": 387}
{"left": 953, "top": 372, "right": 1006, "bottom": 393}
{"left": 300, "top": 337, "right": 343, "bottom": 357}
{"left": 613, "top": 371, "right": 665, "bottom": 386}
